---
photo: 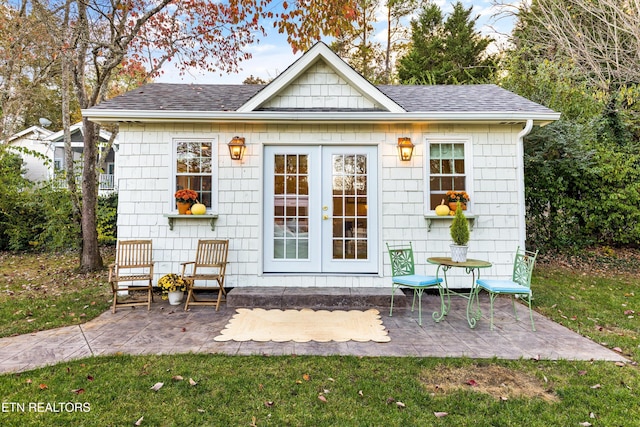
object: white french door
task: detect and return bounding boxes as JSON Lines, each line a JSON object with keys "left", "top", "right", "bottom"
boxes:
{"left": 263, "top": 146, "right": 378, "bottom": 274}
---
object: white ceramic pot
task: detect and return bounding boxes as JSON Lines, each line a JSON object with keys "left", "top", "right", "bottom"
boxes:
{"left": 167, "top": 290, "right": 184, "bottom": 305}
{"left": 450, "top": 244, "right": 468, "bottom": 263}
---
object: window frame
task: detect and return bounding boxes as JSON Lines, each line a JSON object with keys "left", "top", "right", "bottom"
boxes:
{"left": 171, "top": 137, "right": 219, "bottom": 214}
{"left": 424, "top": 135, "right": 473, "bottom": 215}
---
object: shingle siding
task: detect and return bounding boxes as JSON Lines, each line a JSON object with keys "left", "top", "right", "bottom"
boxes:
{"left": 115, "top": 121, "right": 520, "bottom": 287}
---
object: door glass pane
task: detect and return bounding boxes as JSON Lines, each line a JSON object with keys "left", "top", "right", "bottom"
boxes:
{"left": 331, "top": 154, "right": 368, "bottom": 260}
{"left": 272, "top": 154, "right": 309, "bottom": 260}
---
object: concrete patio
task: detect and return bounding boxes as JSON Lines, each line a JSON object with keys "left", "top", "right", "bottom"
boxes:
{"left": 0, "top": 289, "right": 627, "bottom": 374}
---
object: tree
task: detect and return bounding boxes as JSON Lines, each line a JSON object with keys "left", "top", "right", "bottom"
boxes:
{"left": 523, "top": 0, "right": 640, "bottom": 92}
{"left": 330, "top": 0, "right": 384, "bottom": 83}
{"left": 8, "top": 0, "right": 360, "bottom": 270}
{"left": 0, "top": 0, "right": 59, "bottom": 139}
{"left": 382, "top": 0, "right": 417, "bottom": 84}
{"left": 397, "top": 1, "right": 497, "bottom": 84}
{"left": 499, "top": 0, "right": 640, "bottom": 251}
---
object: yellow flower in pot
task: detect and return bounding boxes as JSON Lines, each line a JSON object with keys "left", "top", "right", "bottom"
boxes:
{"left": 157, "top": 274, "right": 187, "bottom": 304}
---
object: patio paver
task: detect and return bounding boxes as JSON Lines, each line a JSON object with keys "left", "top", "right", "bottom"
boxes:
{"left": 0, "top": 293, "right": 628, "bottom": 374}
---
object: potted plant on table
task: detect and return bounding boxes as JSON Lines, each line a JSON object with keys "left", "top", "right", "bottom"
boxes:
{"left": 446, "top": 190, "right": 470, "bottom": 212}
{"left": 175, "top": 189, "right": 198, "bottom": 214}
{"left": 157, "top": 273, "right": 187, "bottom": 305}
{"left": 450, "top": 201, "right": 470, "bottom": 262}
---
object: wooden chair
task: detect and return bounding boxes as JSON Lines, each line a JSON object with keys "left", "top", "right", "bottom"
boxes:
{"left": 108, "top": 240, "right": 154, "bottom": 313}
{"left": 181, "top": 240, "right": 229, "bottom": 311}
{"left": 476, "top": 247, "right": 539, "bottom": 331}
{"left": 387, "top": 242, "right": 443, "bottom": 326}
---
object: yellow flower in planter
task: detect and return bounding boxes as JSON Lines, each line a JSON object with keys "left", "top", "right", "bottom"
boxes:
{"left": 157, "top": 274, "right": 187, "bottom": 299}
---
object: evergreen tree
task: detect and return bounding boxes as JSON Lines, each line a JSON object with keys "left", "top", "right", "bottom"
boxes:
{"left": 397, "top": 2, "right": 496, "bottom": 84}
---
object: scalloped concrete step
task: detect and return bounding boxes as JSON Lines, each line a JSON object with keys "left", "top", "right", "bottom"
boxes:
{"left": 226, "top": 287, "right": 406, "bottom": 309}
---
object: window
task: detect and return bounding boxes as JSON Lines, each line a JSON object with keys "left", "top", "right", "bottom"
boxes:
{"left": 427, "top": 138, "right": 471, "bottom": 210}
{"left": 174, "top": 139, "right": 216, "bottom": 209}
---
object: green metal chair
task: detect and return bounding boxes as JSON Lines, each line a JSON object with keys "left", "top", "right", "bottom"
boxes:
{"left": 476, "top": 247, "right": 539, "bottom": 331}
{"left": 387, "top": 242, "right": 443, "bottom": 326}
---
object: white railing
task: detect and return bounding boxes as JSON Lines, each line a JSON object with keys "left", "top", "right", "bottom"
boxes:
{"left": 99, "top": 174, "right": 114, "bottom": 190}
{"left": 50, "top": 173, "right": 116, "bottom": 192}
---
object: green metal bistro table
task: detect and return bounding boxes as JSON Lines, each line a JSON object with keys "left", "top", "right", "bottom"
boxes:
{"left": 427, "top": 257, "right": 492, "bottom": 328}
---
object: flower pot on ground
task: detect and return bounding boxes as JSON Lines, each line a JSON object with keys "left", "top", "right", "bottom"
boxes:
{"left": 167, "top": 290, "right": 184, "bottom": 305}
{"left": 450, "top": 201, "right": 470, "bottom": 262}
{"left": 158, "top": 273, "right": 187, "bottom": 301}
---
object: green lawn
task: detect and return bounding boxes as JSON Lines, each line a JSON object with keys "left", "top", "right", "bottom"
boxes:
{"left": 0, "top": 249, "right": 639, "bottom": 426}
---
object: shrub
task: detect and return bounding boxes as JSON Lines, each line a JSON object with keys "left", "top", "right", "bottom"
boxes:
{"left": 97, "top": 192, "right": 118, "bottom": 245}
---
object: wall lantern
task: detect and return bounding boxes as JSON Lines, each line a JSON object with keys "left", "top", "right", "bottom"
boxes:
{"left": 228, "top": 136, "right": 246, "bottom": 161}
{"left": 397, "top": 137, "right": 414, "bottom": 161}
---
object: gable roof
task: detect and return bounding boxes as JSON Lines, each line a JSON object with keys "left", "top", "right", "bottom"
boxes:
{"left": 83, "top": 43, "right": 560, "bottom": 125}
{"left": 5, "top": 125, "right": 53, "bottom": 144}
{"left": 237, "top": 42, "right": 404, "bottom": 113}
{"left": 46, "top": 122, "right": 115, "bottom": 145}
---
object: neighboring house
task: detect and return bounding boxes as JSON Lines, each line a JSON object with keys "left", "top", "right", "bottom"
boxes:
{"left": 46, "top": 123, "right": 118, "bottom": 194}
{"left": 5, "top": 122, "right": 118, "bottom": 195}
{"left": 83, "top": 42, "right": 560, "bottom": 288}
{"left": 4, "top": 125, "right": 54, "bottom": 182}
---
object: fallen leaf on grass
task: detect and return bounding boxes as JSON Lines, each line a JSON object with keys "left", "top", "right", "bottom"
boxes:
{"left": 134, "top": 416, "right": 144, "bottom": 426}
{"left": 612, "top": 347, "right": 622, "bottom": 353}
{"left": 466, "top": 379, "right": 478, "bottom": 387}
{"left": 87, "top": 375, "right": 94, "bottom": 381}
{"left": 579, "top": 422, "right": 592, "bottom": 427}
{"left": 590, "top": 384, "right": 601, "bottom": 389}
{"left": 150, "top": 382, "right": 164, "bottom": 392}
{"left": 39, "top": 383, "right": 48, "bottom": 390}
{"left": 358, "top": 390, "right": 363, "bottom": 397}
{"left": 189, "top": 378, "right": 197, "bottom": 386}
{"left": 318, "top": 395, "right": 327, "bottom": 403}
{"left": 172, "top": 375, "right": 184, "bottom": 381}
{"left": 71, "top": 388, "right": 85, "bottom": 394}
{"left": 434, "top": 412, "right": 448, "bottom": 418}
{"left": 615, "top": 362, "right": 626, "bottom": 367}
{"left": 264, "top": 401, "right": 274, "bottom": 407}
{"left": 302, "top": 374, "right": 311, "bottom": 381}
{"left": 395, "top": 401, "right": 406, "bottom": 408}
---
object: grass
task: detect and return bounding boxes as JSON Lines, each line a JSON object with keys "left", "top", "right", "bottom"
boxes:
{"left": 0, "top": 250, "right": 113, "bottom": 337}
{"left": 0, "top": 355, "right": 638, "bottom": 426}
{"left": 0, "top": 248, "right": 639, "bottom": 426}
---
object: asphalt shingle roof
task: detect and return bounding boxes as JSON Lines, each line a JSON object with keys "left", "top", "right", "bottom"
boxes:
{"left": 91, "top": 83, "right": 556, "bottom": 114}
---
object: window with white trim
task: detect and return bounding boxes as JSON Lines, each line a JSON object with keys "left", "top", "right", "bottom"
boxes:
{"left": 427, "top": 138, "right": 472, "bottom": 210}
{"left": 174, "top": 139, "right": 217, "bottom": 209}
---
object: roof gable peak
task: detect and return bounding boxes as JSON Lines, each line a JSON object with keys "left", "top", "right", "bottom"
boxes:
{"left": 237, "top": 42, "right": 404, "bottom": 113}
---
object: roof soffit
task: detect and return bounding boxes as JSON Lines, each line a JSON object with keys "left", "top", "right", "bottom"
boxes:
{"left": 237, "top": 42, "right": 405, "bottom": 113}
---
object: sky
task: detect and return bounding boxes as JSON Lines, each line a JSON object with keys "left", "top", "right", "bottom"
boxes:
{"left": 156, "top": 0, "right": 521, "bottom": 85}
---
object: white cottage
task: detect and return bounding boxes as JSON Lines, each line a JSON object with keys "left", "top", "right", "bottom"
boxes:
{"left": 83, "top": 42, "right": 559, "bottom": 289}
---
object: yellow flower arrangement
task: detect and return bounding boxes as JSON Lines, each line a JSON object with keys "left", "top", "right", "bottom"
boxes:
{"left": 157, "top": 273, "right": 187, "bottom": 299}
